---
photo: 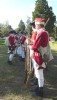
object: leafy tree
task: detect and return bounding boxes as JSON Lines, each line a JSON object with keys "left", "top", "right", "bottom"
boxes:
{"left": 32, "top": 0, "right": 56, "bottom": 35}
{"left": 26, "top": 17, "right": 32, "bottom": 36}
{"left": 0, "top": 23, "right": 13, "bottom": 37}
{"left": 18, "top": 20, "right": 25, "bottom": 32}
{"left": 54, "top": 22, "right": 57, "bottom": 40}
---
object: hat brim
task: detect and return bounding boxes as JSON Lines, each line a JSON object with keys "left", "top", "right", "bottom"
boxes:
{"left": 35, "top": 22, "right": 45, "bottom": 25}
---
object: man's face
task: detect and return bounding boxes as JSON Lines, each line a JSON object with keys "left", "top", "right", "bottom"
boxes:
{"left": 35, "top": 24, "right": 40, "bottom": 30}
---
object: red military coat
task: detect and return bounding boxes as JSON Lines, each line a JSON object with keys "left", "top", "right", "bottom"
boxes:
{"left": 30, "top": 31, "right": 37, "bottom": 44}
{"left": 9, "top": 34, "right": 15, "bottom": 46}
{"left": 21, "top": 35, "right": 26, "bottom": 44}
{"left": 32, "top": 29, "right": 49, "bottom": 65}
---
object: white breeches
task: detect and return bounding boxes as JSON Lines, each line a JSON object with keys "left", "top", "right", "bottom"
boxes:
{"left": 17, "top": 45, "right": 25, "bottom": 58}
{"left": 9, "top": 54, "right": 14, "bottom": 61}
{"left": 17, "top": 46, "right": 21, "bottom": 56}
{"left": 21, "top": 50, "right": 25, "bottom": 58}
{"left": 14, "top": 47, "right": 18, "bottom": 55}
{"left": 20, "top": 45, "right": 25, "bottom": 58}
{"left": 32, "top": 59, "right": 44, "bottom": 87}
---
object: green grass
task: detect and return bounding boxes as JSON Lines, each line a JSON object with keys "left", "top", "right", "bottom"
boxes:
{"left": 0, "top": 44, "right": 57, "bottom": 100}
{"left": 50, "top": 40, "right": 57, "bottom": 51}
{"left": 0, "top": 39, "right": 5, "bottom": 45}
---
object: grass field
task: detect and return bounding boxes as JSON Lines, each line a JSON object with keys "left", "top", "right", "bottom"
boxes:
{"left": 0, "top": 41, "right": 57, "bottom": 100}
{"left": 50, "top": 40, "right": 57, "bottom": 51}
{"left": 0, "top": 39, "right": 5, "bottom": 45}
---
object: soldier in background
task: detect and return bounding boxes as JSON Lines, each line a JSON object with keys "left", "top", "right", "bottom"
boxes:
{"left": 28, "top": 22, "right": 38, "bottom": 85}
{"left": 6, "top": 30, "right": 17, "bottom": 65}
{"left": 24, "top": 22, "right": 38, "bottom": 87}
{"left": 20, "top": 34, "right": 26, "bottom": 61}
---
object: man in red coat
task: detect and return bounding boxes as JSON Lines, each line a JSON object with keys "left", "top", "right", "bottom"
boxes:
{"left": 14, "top": 32, "right": 19, "bottom": 56}
{"left": 25, "top": 22, "right": 37, "bottom": 85}
{"left": 20, "top": 34, "right": 26, "bottom": 61}
{"left": 28, "top": 21, "right": 37, "bottom": 45}
{"left": 29, "top": 18, "right": 49, "bottom": 97}
{"left": 8, "top": 30, "right": 16, "bottom": 64}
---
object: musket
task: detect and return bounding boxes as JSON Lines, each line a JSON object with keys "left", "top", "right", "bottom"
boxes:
{"left": 44, "top": 18, "right": 50, "bottom": 28}
{"left": 24, "top": 31, "right": 32, "bottom": 87}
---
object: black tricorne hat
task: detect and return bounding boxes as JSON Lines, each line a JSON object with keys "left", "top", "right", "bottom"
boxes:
{"left": 30, "top": 21, "right": 35, "bottom": 26}
{"left": 9, "top": 30, "right": 17, "bottom": 34}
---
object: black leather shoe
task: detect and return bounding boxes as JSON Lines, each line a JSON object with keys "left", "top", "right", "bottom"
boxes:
{"left": 31, "top": 87, "right": 43, "bottom": 97}
{"left": 39, "top": 87, "right": 43, "bottom": 97}
{"left": 31, "top": 87, "right": 39, "bottom": 97}
{"left": 8, "top": 60, "right": 12, "bottom": 65}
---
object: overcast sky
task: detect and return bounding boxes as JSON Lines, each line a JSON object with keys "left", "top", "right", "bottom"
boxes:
{"left": 0, "top": 0, "right": 57, "bottom": 29}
